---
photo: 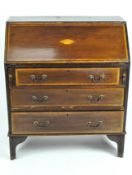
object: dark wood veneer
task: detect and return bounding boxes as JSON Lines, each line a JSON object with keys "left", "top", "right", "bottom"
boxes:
{"left": 15, "top": 68, "right": 120, "bottom": 86}
{"left": 6, "top": 22, "right": 128, "bottom": 64}
{"left": 10, "top": 88, "right": 124, "bottom": 110}
{"left": 12, "top": 111, "right": 124, "bottom": 134}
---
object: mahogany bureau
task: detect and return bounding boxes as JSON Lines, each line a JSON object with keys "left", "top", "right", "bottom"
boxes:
{"left": 4, "top": 16, "right": 130, "bottom": 159}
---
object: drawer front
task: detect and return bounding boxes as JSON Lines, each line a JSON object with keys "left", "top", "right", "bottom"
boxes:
{"left": 11, "top": 88, "right": 124, "bottom": 110}
{"left": 15, "top": 68, "right": 120, "bottom": 86}
{"left": 11, "top": 111, "right": 124, "bottom": 134}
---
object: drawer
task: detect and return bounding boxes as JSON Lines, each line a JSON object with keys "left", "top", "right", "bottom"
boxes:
{"left": 11, "top": 111, "right": 124, "bottom": 134}
{"left": 11, "top": 88, "right": 124, "bottom": 110}
{"left": 15, "top": 68, "right": 120, "bottom": 86}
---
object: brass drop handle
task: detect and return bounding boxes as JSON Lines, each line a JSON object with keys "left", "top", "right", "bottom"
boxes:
{"left": 87, "top": 94, "right": 105, "bottom": 103}
{"left": 33, "top": 120, "right": 50, "bottom": 128}
{"left": 32, "top": 95, "right": 49, "bottom": 103}
{"left": 88, "top": 74, "right": 105, "bottom": 82}
{"left": 87, "top": 121, "right": 103, "bottom": 128}
{"left": 30, "top": 74, "right": 48, "bottom": 82}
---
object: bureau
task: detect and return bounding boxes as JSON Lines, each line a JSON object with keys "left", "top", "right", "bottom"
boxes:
{"left": 4, "top": 16, "right": 130, "bottom": 159}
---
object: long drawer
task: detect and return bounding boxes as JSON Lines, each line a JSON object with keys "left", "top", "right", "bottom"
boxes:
{"left": 10, "top": 88, "right": 124, "bottom": 110}
{"left": 15, "top": 68, "right": 120, "bottom": 86}
{"left": 11, "top": 111, "right": 124, "bottom": 134}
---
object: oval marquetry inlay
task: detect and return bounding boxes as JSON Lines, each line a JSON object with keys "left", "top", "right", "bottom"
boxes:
{"left": 60, "top": 39, "right": 75, "bottom": 45}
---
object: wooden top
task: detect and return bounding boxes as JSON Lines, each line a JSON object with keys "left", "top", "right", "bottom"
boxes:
{"left": 8, "top": 16, "right": 124, "bottom": 22}
{"left": 5, "top": 17, "right": 129, "bottom": 64}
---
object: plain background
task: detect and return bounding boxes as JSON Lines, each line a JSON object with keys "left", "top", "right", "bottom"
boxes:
{"left": 0, "top": 1, "right": 132, "bottom": 175}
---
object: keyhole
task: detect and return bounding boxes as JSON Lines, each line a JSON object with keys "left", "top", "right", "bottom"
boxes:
{"left": 66, "top": 113, "right": 70, "bottom": 120}
{"left": 66, "top": 89, "right": 69, "bottom": 93}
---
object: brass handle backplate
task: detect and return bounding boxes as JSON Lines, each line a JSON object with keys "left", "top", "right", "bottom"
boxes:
{"left": 87, "top": 94, "right": 105, "bottom": 103}
{"left": 32, "top": 95, "right": 49, "bottom": 103}
{"left": 30, "top": 74, "right": 48, "bottom": 82}
{"left": 88, "top": 74, "right": 105, "bottom": 82}
{"left": 87, "top": 121, "right": 103, "bottom": 128}
{"left": 33, "top": 120, "right": 50, "bottom": 128}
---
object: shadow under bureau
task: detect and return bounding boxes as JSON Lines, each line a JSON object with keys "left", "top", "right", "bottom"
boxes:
{"left": 4, "top": 16, "right": 130, "bottom": 159}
